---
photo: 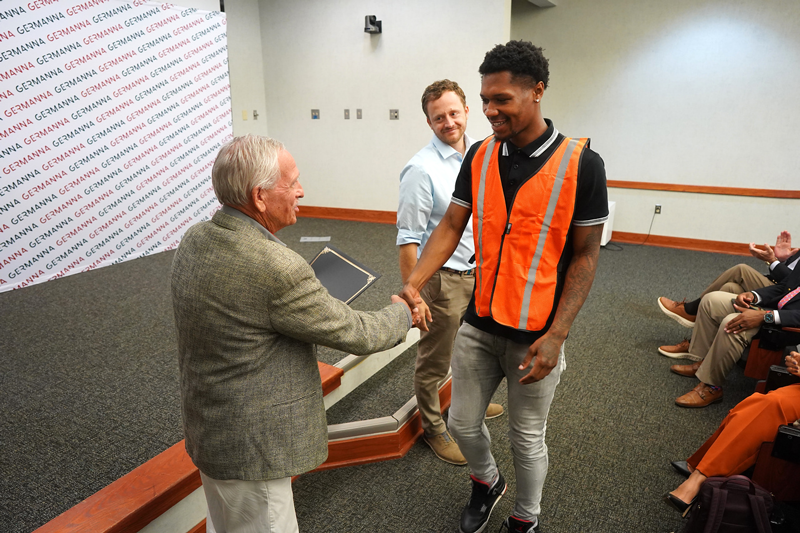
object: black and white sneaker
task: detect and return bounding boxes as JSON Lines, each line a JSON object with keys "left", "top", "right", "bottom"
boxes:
{"left": 499, "top": 515, "right": 539, "bottom": 532}
{"left": 459, "top": 471, "right": 507, "bottom": 533}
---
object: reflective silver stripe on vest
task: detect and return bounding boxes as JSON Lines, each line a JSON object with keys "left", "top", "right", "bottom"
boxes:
{"left": 517, "top": 138, "right": 579, "bottom": 329}
{"left": 475, "top": 137, "right": 495, "bottom": 304}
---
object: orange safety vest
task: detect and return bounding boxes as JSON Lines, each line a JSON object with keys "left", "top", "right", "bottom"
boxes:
{"left": 471, "top": 135, "right": 587, "bottom": 331}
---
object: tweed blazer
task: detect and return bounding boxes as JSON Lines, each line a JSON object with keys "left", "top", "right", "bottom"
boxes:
{"left": 171, "top": 209, "right": 410, "bottom": 480}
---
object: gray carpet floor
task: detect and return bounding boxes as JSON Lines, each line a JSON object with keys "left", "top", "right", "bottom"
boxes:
{"left": 0, "top": 217, "right": 794, "bottom": 532}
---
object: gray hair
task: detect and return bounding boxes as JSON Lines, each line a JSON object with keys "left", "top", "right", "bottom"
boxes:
{"left": 211, "top": 135, "right": 285, "bottom": 206}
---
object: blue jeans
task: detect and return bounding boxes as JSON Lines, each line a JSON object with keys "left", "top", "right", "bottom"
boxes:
{"left": 449, "top": 322, "right": 565, "bottom": 521}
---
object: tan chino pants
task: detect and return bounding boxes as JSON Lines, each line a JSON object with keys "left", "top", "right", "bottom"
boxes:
{"left": 699, "top": 264, "right": 772, "bottom": 298}
{"left": 416, "top": 270, "right": 474, "bottom": 436}
{"left": 691, "top": 291, "right": 760, "bottom": 387}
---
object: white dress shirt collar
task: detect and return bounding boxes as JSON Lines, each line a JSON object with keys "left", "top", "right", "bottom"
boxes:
{"left": 431, "top": 134, "right": 474, "bottom": 162}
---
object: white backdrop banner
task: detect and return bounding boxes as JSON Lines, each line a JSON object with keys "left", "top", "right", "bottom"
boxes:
{"left": 0, "top": 0, "right": 231, "bottom": 292}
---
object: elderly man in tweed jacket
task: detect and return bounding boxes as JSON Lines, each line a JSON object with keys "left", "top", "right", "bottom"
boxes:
{"left": 171, "top": 135, "right": 412, "bottom": 532}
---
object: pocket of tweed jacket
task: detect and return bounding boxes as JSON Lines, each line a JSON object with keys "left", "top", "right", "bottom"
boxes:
{"left": 290, "top": 391, "right": 328, "bottom": 468}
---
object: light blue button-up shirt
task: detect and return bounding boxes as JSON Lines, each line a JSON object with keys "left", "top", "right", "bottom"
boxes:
{"left": 396, "top": 134, "right": 475, "bottom": 271}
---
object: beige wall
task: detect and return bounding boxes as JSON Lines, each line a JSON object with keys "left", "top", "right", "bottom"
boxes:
{"left": 225, "top": 0, "right": 270, "bottom": 136}
{"left": 257, "top": 0, "right": 510, "bottom": 212}
{"left": 219, "top": 0, "right": 799, "bottom": 242}
{"left": 511, "top": 0, "right": 799, "bottom": 242}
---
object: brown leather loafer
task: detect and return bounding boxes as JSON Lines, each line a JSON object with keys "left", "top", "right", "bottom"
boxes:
{"left": 658, "top": 297, "right": 696, "bottom": 328}
{"left": 675, "top": 383, "right": 723, "bottom": 408}
{"left": 670, "top": 361, "right": 703, "bottom": 377}
{"left": 658, "top": 339, "right": 702, "bottom": 361}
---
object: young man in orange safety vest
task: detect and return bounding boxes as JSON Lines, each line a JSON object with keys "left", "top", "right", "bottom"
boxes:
{"left": 401, "top": 41, "right": 608, "bottom": 533}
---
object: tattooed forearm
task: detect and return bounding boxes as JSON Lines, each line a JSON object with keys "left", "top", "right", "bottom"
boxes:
{"left": 547, "top": 224, "right": 603, "bottom": 339}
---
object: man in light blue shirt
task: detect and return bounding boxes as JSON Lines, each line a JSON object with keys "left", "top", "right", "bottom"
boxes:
{"left": 397, "top": 80, "right": 502, "bottom": 465}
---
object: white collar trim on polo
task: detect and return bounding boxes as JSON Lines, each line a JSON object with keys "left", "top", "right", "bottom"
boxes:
{"left": 500, "top": 126, "right": 559, "bottom": 158}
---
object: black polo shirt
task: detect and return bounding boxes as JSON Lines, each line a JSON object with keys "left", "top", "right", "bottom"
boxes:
{"left": 451, "top": 119, "right": 608, "bottom": 345}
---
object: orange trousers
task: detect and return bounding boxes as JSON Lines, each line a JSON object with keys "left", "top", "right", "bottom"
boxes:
{"left": 688, "top": 383, "right": 800, "bottom": 476}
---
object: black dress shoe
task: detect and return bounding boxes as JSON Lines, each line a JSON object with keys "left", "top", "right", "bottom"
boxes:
{"left": 671, "top": 460, "right": 691, "bottom": 478}
{"left": 663, "top": 493, "right": 694, "bottom": 517}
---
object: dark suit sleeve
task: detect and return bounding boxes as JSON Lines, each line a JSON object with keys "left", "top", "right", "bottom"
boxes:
{"left": 773, "top": 250, "right": 800, "bottom": 282}
{"left": 753, "top": 285, "right": 784, "bottom": 306}
{"left": 772, "top": 263, "right": 792, "bottom": 282}
{"left": 754, "top": 279, "right": 795, "bottom": 306}
{"left": 754, "top": 268, "right": 800, "bottom": 327}
{"left": 777, "top": 310, "right": 800, "bottom": 328}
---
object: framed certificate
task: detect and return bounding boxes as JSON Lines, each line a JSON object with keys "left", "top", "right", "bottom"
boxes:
{"left": 309, "top": 245, "right": 381, "bottom": 304}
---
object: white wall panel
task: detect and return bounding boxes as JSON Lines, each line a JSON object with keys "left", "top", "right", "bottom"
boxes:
{"left": 511, "top": 0, "right": 800, "bottom": 242}
{"left": 258, "top": 0, "right": 510, "bottom": 212}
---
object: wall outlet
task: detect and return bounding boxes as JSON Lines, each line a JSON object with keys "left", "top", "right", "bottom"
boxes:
{"left": 654, "top": 204, "right": 662, "bottom": 214}
{"left": 311, "top": 109, "right": 320, "bottom": 119}
{"left": 389, "top": 109, "right": 399, "bottom": 120}
{"left": 344, "top": 109, "right": 350, "bottom": 119}
{"left": 357, "top": 109, "right": 362, "bottom": 119}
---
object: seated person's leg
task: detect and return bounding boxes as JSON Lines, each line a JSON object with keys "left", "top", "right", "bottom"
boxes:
{"left": 668, "top": 383, "right": 800, "bottom": 506}
{"left": 674, "top": 292, "right": 759, "bottom": 408}
{"left": 659, "top": 264, "right": 772, "bottom": 323}
{"left": 699, "top": 264, "right": 772, "bottom": 300}
{"left": 659, "top": 290, "right": 736, "bottom": 363}
{"left": 688, "top": 292, "right": 741, "bottom": 363}
{"left": 692, "top": 309, "right": 759, "bottom": 388}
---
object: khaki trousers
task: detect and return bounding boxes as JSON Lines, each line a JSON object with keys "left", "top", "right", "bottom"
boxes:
{"left": 691, "top": 291, "right": 759, "bottom": 387}
{"left": 201, "top": 472, "right": 298, "bottom": 533}
{"left": 416, "top": 270, "right": 474, "bottom": 436}
{"left": 700, "top": 264, "right": 772, "bottom": 298}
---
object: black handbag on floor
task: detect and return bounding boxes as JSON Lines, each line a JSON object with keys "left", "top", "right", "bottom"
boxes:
{"left": 682, "top": 475, "right": 773, "bottom": 533}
